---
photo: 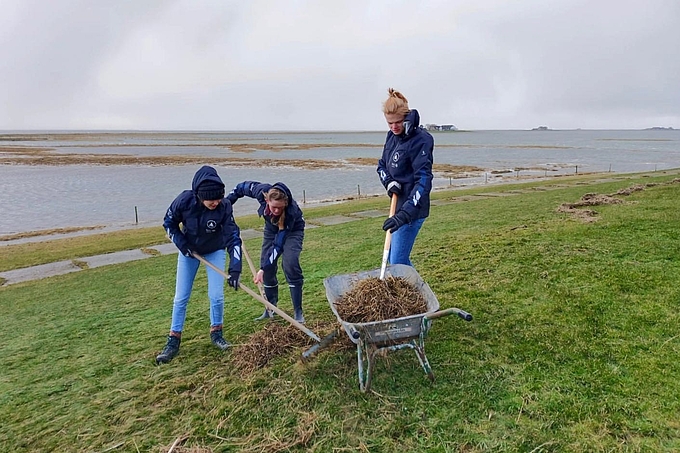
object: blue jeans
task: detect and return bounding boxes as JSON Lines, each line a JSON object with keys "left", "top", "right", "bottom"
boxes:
{"left": 170, "top": 249, "right": 226, "bottom": 333}
{"left": 389, "top": 217, "right": 426, "bottom": 266}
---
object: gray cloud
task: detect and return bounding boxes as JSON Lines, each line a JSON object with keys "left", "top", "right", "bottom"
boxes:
{"left": 1, "top": 0, "right": 678, "bottom": 131}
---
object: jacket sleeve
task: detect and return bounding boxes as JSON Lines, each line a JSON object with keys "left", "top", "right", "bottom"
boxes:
{"left": 377, "top": 141, "right": 395, "bottom": 189}
{"left": 225, "top": 225, "right": 242, "bottom": 275}
{"left": 260, "top": 230, "right": 287, "bottom": 272}
{"left": 400, "top": 140, "right": 434, "bottom": 220}
{"left": 163, "top": 196, "right": 190, "bottom": 254}
{"left": 221, "top": 201, "right": 243, "bottom": 274}
{"left": 226, "top": 180, "right": 268, "bottom": 205}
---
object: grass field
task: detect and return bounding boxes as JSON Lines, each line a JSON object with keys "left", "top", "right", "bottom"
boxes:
{"left": 1, "top": 171, "right": 680, "bottom": 452}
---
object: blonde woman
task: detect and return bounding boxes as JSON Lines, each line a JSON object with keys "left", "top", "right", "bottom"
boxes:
{"left": 377, "top": 88, "right": 434, "bottom": 266}
{"left": 226, "top": 181, "right": 306, "bottom": 323}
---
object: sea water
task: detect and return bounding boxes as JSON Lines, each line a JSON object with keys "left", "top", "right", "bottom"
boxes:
{"left": 0, "top": 129, "right": 678, "bottom": 236}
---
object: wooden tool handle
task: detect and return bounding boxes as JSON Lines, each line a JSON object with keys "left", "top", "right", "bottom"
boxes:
{"left": 193, "top": 252, "right": 321, "bottom": 342}
{"left": 240, "top": 238, "right": 265, "bottom": 299}
{"left": 379, "top": 193, "right": 399, "bottom": 280}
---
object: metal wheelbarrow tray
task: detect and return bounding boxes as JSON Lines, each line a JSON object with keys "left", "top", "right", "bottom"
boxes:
{"left": 323, "top": 264, "right": 472, "bottom": 392}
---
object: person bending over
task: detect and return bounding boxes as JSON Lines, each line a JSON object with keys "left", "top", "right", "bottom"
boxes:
{"left": 156, "top": 165, "right": 242, "bottom": 364}
{"left": 226, "top": 181, "right": 306, "bottom": 323}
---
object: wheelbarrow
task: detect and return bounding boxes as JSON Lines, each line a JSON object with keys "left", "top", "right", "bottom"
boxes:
{"left": 321, "top": 264, "right": 472, "bottom": 392}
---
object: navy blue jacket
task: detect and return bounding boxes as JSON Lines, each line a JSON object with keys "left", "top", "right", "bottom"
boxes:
{"left": 226, "top": 181, "right": 304, "bottom": 271}
{"left": 377, "top": 109, "right": 434, "bottom": 220}
{"left": 163, "top": 166, "right": 242, "bottom": 274}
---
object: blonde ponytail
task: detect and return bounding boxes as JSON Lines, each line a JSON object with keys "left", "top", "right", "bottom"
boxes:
{"left": 382, "top": 88, "right": 410, "bottom": 116}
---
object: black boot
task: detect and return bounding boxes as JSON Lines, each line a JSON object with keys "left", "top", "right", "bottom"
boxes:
{"left": 255, "top": 284, "right": 278, "bottom": 321}
{"left": 156, "top": 335, "right": 181, "bottom": 364}
{"left": 210, "top": 328, "right": 231, "bottom": 350}
{"left": 290, "top": 284, "right": 304, "bottom": 324}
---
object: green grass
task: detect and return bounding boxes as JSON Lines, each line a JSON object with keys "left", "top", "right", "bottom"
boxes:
{"left": 0, "top": 173, "right": 641, "bottom": 273}
{"left": 2, "top": 171, "right": 680, "bottom": 452}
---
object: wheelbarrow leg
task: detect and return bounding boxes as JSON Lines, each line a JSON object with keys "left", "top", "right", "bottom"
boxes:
{"left": 414, "top": 324, "right": 435, "bottom": 382}
{"left": 413, "top": 341, "right": 435, "bottom": 382}
{"left": 357, "top": 340, "right": 367, "bottom": 392}
{"left": 364, "top": 347, "right": 377, "bottom": 393}
{"left": 357, "top": 338, "right": 377, "bottom": 393}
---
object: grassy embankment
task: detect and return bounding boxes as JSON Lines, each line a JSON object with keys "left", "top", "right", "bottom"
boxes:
{"left": 1, "top": 171, "right": 680, "bottom": 452}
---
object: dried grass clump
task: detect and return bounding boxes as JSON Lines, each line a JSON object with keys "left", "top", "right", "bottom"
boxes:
{"left": 155, "top": 442, "right": 212, "bottom": 453}
{"left": 562, "top": 193, "right": 624, "bottom": 208}
{"left": 613, "top": 184, "right": 646, "bottom": 196}
{"left": 557, "top": 192, "right": 626, "bottom": 222}
{"left": 141, "top": 247, "right": 161, "bottom": 256}
{"left": 334, "top": 276, "right": 426, "bottom": 323}
{"left": 232, "top": 321, "right": 337, "bottom": 374}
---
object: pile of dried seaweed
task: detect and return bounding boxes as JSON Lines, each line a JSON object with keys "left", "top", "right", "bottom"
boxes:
{"left": 334, "top": 276, "right": 427, "bottom": 323}
{"left": 232, "top": 321, "right": 332, "bottom": 374}
{"left": 232, "top": 323, "right": 314, "bottom": 373}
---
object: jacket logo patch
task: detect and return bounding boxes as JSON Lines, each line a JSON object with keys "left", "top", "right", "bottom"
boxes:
{"left": 392, "top": 152, "right": 400, "bottom": 162}
{"left": 207, "top": 220, "right": 217, "bottom": 229}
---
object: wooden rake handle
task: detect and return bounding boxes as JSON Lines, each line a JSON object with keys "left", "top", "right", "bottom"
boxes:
{"left": 240, "top": 238, "right": 265, "bottom": 299}
{"left": 379, "top": 193, "right": 399, "bottom": 280}
{"left": 192, "top": 252, "right": 321, "bottom": 342}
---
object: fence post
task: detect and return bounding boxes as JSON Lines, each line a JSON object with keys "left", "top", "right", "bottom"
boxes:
{"left": 303, "top": 190, "right": 306, "bottom": 204}
{"left": 575, "top": 165, "right": 578, "bottom": 174}
{"left": 135, "top": 206, "right": 138, "bottom": 224}
{"left": 357, "top": 184, "right": 361, "bottom": 198}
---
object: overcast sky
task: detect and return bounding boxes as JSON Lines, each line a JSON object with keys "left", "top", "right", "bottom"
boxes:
{"left": 1, "top": 0, "right": 678, "bottom": 131}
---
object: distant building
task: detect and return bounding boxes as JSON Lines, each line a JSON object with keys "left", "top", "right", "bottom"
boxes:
{"left": 425, "top": 123, "right": 458, "bottom": 131}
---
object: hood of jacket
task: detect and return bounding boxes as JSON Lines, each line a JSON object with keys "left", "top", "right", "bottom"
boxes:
{"left": 271, "top": 181, "right": 294, "bottom": 201}
{"left": 191, "top": 165, "right": 225, "bottom": 195}
{"left": 400, "top": 109, "right": 421, "bottom": 139}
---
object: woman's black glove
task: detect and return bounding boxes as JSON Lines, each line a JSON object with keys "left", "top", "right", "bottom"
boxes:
{"left": 382, "top": 211, "right": 411, "bottom": 233}
{"left": 387, "top": 181, "right": 402, "bottom": 196}
{"left": 227, "top": 272, "right": 240, "bottom": 290}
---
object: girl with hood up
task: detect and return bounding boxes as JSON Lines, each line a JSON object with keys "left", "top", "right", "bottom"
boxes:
{"left": 226, "top": 181, "right": 306, "bottom": 323}
{"left": 156, "top": 165, "right": 242, "bottom": 364}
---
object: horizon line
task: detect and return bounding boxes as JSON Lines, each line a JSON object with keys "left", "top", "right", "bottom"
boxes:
{"left": 0, "top": 127, "right": 676, "bottom": 134}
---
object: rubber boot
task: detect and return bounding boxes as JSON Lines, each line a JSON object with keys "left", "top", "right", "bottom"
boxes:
{"left": 255, "top": 285, "right": 278, "bottom": 321}
{"left": 156, "top": 334, "right": 181, "bottom": 364}
{"left": 290, "top": 284, "right": 305, "bottom": 324}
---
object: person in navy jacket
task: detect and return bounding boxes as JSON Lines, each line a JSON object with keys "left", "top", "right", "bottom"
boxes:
{"left": 226, "top": 181, "right": 306, "bottom": 323}
{"left": 156, "top": 165, "right": 242, "bottom": 364}
{"left": 377, "top": 88, "right": 434, "bottom": 267}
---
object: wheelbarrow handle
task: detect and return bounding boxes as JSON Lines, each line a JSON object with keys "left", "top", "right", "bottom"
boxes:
{"left": 425, "top": 307, "right": 473, "bottom": 322}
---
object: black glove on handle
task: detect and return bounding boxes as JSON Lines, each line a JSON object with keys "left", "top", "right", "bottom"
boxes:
{"left": 227, "top": 272, "right": 240, "bottom": 290}
{"left": 382, "top": 211, "right": 411, "bottom": 233}
{"left": 387, "top": 181, "right": 402, "bottom": 196}
{"left": 180, "top": 246, "right": 193, "bottom": 257}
